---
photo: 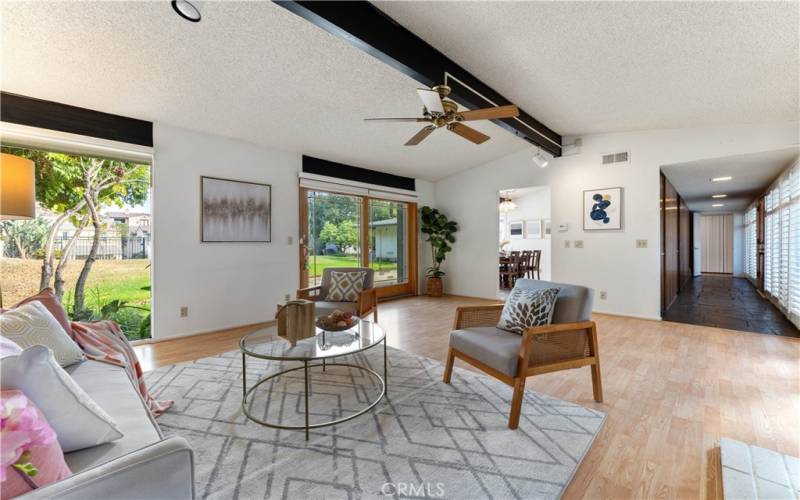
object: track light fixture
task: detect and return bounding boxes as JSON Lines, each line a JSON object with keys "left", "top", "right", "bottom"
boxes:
{"left": 532, "top": 148, "right": 549, "bottom": 168}
{"left": 172, "top": 0, "right": 201, "bottom": 22}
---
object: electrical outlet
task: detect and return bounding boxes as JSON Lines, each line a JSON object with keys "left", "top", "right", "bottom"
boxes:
{"left": 180, "top": 306, "right": 189, "bottom": 317}
{"left": 284, "top": 293, "right": 291, "bottom": 303}
{"left": 574, "top": 240, "right": 584, "bottom": 248}
{"left": 564, "top": 240, "right": 571, "bottom": 248}
{"left": 636, "top": 239, "right": 648, "bottom": 248}
{"left": 288, "top": 236, "right": 293, "bottom": 245}
{"left": 599, "top": 291, "right": 607, "bottom": 300}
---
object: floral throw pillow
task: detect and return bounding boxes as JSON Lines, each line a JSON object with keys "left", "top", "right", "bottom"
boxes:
{"left": 497, "top": 287, "right": 560, "bottom": 335}
{"left": 326, "top": 271, "right": 367, "bottom": 302}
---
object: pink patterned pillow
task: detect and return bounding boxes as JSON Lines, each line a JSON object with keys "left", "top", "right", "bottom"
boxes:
{"left": 1, "top": 390, "right": 71, "bottom": 498}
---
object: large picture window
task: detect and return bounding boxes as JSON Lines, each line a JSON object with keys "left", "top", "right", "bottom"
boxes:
{"left": 756, "top": 160, "right": 799, "bottom": 327}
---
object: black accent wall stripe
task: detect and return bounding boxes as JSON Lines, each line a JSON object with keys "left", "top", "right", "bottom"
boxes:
{"left": 1, "top": 92, "right": 153, "bottom": 147}
{"left": 302, "top": 156, "right": 415, "bottom": 191}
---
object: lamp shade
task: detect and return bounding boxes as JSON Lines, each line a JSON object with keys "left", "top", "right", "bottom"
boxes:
{"left": 0, "top": 153, "right": 36, "bottom": 220}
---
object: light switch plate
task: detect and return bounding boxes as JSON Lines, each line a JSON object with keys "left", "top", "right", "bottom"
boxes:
{"left": 636, "top": 239, "right": 648, "bottom": 248}
{"left": 564, "top": 240, "right": 571, "bottom": 248}
{"left": 574, "top": 240, "right": 584, "bottom": 248}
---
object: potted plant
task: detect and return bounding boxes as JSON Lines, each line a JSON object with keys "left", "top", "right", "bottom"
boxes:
{"left": 419, "top": 206, "right": 458, "bottom": 297}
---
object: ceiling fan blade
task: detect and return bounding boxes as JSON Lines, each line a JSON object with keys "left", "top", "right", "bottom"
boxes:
{"left": 447, "top": 122, "right": 490, "bottom": 144}
{"left": 405, "top": 125, "right": 437, "bottom": 146}
{"left": 458, "top": 104, "right": 519, "bottom": 121}
{"left": 364, "top": 117, "right": 428, "bottom": 122}
{"left": 416, "top": 88, "right": 445, "bottom": 114}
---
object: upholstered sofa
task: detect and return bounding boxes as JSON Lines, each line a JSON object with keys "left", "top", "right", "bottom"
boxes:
{"left": 19, "top": 359, "right": 194, "bottom": 499}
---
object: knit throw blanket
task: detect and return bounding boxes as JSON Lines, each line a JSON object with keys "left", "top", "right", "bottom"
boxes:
{"left": 71, "top": 321, "right": 173, "bottom": 417}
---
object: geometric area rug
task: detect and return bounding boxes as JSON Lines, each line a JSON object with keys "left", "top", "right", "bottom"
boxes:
{"left": 144, "top": 345, "right": 605, "bottom": 499}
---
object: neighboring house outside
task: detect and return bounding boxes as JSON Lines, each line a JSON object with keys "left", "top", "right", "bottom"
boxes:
{"left": 369, "top": 218, "right": 398, "bottom": 262}
{"left": 35, "top": 207, "right": 151, "bottom": 260}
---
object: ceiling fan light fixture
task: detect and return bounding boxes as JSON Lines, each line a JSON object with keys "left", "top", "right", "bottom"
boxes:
{"left": 172, "top": 0, "right": 201, "bottom": 22}
{"left": 499, "top": 197, "right": 517, "bottom": 213}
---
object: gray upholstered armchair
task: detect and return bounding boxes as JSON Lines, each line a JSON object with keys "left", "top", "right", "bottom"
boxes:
{"left": 297, "top": 267, "right": 378, "bottom": 321}
{"left": 444, "top": 279, "right": 602, "bottom": 429}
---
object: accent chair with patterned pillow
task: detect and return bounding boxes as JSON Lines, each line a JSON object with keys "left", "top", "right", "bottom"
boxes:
{"left": 297, "top": 267, "right": 379, "bottom": 321}
{"left": 445, "top": 279, "right": 602, "bottom": 429}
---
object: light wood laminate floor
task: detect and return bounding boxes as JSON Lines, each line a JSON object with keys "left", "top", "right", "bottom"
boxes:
{"left": 134, "top": 295, "right": 800, "bottom": 499}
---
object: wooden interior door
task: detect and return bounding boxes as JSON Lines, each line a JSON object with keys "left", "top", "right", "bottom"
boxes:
{"left": 662, "top": 175, "right": 680, "bottom": 310}
{"left": 700, "top": 214, "right": 733, "bottom": 274}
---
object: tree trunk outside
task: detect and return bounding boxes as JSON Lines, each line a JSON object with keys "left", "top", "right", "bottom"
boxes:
{"left": 2, "top": 228, "right": 27, "bottom": 259}
{"left": 54, "top": 215, "right": 89, "bottom": 300}
{"left": 39, "top": 202, "right": 85, "bottom": 290}
{"left": 73, "top": 196, "right": 102, "bottom": 315}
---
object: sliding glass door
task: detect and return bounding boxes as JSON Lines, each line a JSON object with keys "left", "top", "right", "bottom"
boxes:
{"left": 300, "top": 188, "right": 416, "bottom": 297}
{"left": 304, "top": 191, "right": 363, "bottom": 286}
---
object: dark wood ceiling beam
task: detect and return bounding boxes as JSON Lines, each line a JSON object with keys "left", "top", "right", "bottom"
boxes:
{"left": 275, "top": 1, "right": 562, "bottom": 157}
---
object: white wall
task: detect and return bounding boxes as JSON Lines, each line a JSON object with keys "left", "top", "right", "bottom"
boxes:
{"left": 151, "top": 123, "right": 436, "bottom": 339}
{"left": 500, "top": 187, "right": 551, "bottom": 281}
{"left": 433, "top": 121, "right": 798, "bottom": 320}
{"left": 151, "top": 123, "right": 301, "bottom": 340}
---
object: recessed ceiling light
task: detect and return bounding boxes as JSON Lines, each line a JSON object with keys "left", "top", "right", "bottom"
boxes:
{"left": 172, "top": 0, "right": 201, "bottom": 22}
{"left": 712, "top": 194, "right": 728, "bottom": 199}
{"left": 711, "top": 176, "right": 732, "bottom": 182}
{"left": 712, "top": 203, "right": 725, "bottom": 207}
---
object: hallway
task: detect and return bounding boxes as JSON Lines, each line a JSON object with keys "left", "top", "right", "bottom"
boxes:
{"left": 663, "top": 275, "right": 798, "bottom": 337}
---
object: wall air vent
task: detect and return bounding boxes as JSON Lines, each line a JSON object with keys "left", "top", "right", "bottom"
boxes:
{"left": 601, "top": 151, "right": 630, "bottom": 165}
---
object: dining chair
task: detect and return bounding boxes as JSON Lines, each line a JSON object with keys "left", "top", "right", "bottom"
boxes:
{"left": 530, "top": 250, "right": 541, "bottom": 279}
{"left": 499, "top": 255, "right": 521, "bottom": 289}
{"left": 519, "top": 250, "right": 532, "bottom": 279}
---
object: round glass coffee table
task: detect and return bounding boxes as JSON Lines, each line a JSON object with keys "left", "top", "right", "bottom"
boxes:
{"left": 239, "top": 320, "right": 387, "bottom": 440}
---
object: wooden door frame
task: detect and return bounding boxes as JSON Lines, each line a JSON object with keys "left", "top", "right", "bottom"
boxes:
{"left": 298, "top": 187, "right": 418, "bottom": 299}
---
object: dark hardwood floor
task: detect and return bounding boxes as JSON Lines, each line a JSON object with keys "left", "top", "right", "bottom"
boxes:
{"left": 663, "top": 274, "right": 799, "bottom": 337}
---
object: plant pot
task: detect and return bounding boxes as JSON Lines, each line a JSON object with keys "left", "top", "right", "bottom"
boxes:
{"left": 426, "top": 276, "right": 443, "bottom": 297}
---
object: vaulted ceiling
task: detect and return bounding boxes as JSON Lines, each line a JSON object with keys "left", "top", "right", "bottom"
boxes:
{"left": 2, "top": 1, "right": 797, "bottom": 182}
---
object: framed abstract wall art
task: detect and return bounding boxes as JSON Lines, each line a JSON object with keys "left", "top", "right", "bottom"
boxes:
{"left": 201, "top": 176, "right": 271, "bottom": 242}
{"left": 583, "top": 187, "right": 623, "bottom": 231}
{"left": 509, "top": 220, "right": 524, "bottom": 239}
{"left": 525, "top": 219, "right": 542, "bottom": 239}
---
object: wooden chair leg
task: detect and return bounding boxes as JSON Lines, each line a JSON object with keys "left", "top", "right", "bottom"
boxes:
{"left": 443, "top": 348, "right": 455, "bottom": 384}
{"left": 591, "top": 361, "right": 603, "bottom": 402}
{"left": 589, "top": 323, "right": 603, "bottom": 402}
{"left": 508, "top": 376, "right": 526, "bottom": 429}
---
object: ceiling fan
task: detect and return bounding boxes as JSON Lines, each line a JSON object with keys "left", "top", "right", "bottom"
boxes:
{"left": 364, "top": 85, "right": 519, "bottom": 146}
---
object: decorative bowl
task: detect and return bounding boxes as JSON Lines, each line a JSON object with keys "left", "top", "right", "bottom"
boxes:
{"left": 316, "top": 316, "right": 359, "bottom": 332}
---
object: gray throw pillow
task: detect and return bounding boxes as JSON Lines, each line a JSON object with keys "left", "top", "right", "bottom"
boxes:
{"left": 497, "top": 287, "right": 560, "bottom": 335}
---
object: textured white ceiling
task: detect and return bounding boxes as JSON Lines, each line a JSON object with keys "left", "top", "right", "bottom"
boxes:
{"left": 661, "top": 148, "right": 799, "bottom": 213}
{"left": 377, "top": 1, "right": 800, "bottom": 136}
{"left": 0, "top": 1, "right": 527, "bottom": 182}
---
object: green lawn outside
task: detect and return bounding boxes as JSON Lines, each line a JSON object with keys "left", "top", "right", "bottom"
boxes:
{"left": 308, "top": 254, "right": 398, "bottom": 277}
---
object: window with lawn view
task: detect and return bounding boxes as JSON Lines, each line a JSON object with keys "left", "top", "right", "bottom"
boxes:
{"left": 0, "top": 146, "right": 152, "bottom": 341}
{"left": 302, "top": 189, "right": 414, "bottom": 295}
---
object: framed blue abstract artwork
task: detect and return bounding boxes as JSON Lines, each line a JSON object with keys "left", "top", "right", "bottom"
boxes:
{"left": 583, "top": 187, "right": 623, "bottom": 231}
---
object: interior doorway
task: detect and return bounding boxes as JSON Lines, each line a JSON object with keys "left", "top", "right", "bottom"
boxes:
{"left": 659, "top": 149, "right": 799, "bottom": 337}
{"left": 497, "top": 186, "right": 550, "bottom": 297}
